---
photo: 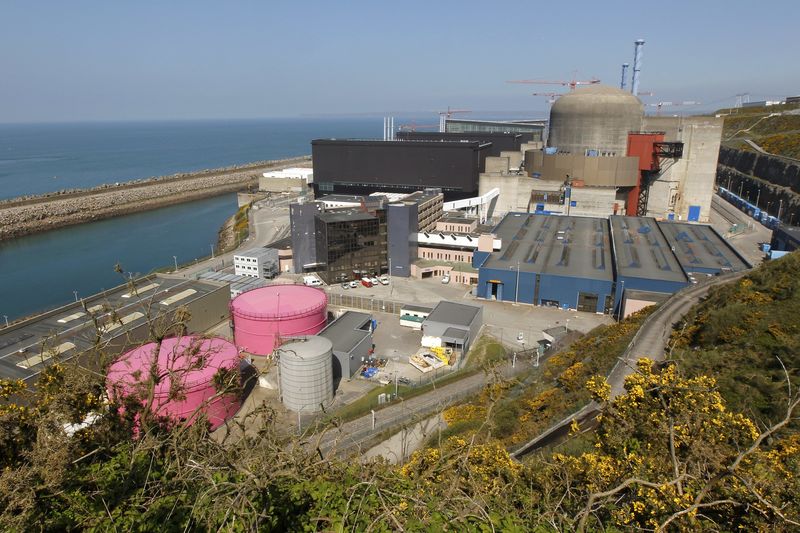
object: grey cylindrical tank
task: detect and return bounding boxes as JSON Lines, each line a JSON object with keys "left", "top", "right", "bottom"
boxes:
{"left": 548, "top": 85, "right": 644, "bottom": 155}
{"left": 279, "top": 336, "right": 333, "bottom": 413}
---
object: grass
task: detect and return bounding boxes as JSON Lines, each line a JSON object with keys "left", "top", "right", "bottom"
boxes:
{"left": 671, "top": 251, "right": 800, "bottom": 425}
{"left": 464, "top": 335, "right": 508, "bottom": 370}
{"left": 434, "top": 308, "right": 655, "bottom": 451}
{"left": 322, "top": 367, "right": 482, "bottom": 425}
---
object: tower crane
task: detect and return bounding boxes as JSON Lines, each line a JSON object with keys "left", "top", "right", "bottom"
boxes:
{"left": 438, "top": 107, "right": 471, "bottom": 132}
{"left": 531, "top": 92, "right": 561, "bottom": 104}
{"left": 507, "top": 72, "right": 600, "bottom": 91}
{"left": 646, "top": 101, "right": 701, "bottom": 116}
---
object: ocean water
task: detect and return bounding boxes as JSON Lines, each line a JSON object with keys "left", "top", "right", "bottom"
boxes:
{"left": 0, "top": 118, "right": 386, "bottom": 320}
{"left": 0, "top": 118, "right": 383, "bottom": 200}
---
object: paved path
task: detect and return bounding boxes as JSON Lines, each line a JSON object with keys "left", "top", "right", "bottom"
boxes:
{"left": 311, "top": 361, "right": 530, "bottom": 458}
{"left": 512, "top": 269, "right": 748, "bottom": 458}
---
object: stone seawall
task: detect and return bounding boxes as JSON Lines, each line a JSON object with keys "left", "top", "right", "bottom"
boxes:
{"left": 0, "top": 156, "right": 310, "bottom": 241}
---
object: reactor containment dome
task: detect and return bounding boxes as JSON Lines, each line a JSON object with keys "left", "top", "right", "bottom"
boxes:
{"left": 230, "top": 285, "right": 328, "bottom": 356}
{"left": 106, "top": 336, "right": 242, "bottom": 430}
{"left": 278, "top": 336, "right": 334, "bottom": 413}
{"left": 548, "top": 85, "right": 644, "bottom": 155}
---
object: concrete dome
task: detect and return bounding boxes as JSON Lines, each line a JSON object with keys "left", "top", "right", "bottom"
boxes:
{"left": 548, "top": 85, "right": 644, "bottom": 155}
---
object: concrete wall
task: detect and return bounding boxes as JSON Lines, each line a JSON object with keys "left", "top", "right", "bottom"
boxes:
{"left": 479, "top": 173, "right": 622, "bottom": 219}
{"left": 526, "top": 152, "right": 640, "bottom": 187}
{"left": 643, "top": 116, "right": 722, "bottom": 222}
{"left": 259, "top": 176, "right": 308, "bottom": 193}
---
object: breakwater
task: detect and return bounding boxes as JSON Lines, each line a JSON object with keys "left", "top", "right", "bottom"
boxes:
{"left": 0, "top": 156, "right": 310, "bottom": 241}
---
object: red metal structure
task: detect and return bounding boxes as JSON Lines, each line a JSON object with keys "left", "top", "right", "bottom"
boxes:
{"left": 626, "top": 133, "right": 684, "bottom": 216}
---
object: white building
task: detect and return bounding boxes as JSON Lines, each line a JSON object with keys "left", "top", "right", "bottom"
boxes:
{"left": 259, "top": 167, "right": 314, "bottom": 193}
{"left": 233, "top": 248, "right": 279, "bottom": 279}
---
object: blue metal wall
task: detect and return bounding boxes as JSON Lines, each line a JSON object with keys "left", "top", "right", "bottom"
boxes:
{"left": 538, "top": 274, "right": 612, "bottom": 313}
{"left": 478, "top": 267, "right": 611, "bottom": 312}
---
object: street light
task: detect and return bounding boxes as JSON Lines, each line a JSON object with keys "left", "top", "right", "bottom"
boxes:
{"left": 73, "top": 290, "right": 78, "bottom": 302}
{"left": 3, "top": 315, "right": 8, "bottom": 328}
{"left": 210, "top": 244, "right": 215, "bottom": 259}
{"left": 565, "top": 319, "right": 570, "bottom": 334}
{"left": 173, "top": 255, "right": 178, "bottom": 272}
{"left": 756, "top": 188, "right": 762, "bottom": 207}
{"left": 371, "top": 409, "right": 376, "bottom": 430}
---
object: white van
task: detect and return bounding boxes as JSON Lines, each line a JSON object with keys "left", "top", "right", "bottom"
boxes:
{"left": 303, "top": 276, "right": 323, "bottom": 287}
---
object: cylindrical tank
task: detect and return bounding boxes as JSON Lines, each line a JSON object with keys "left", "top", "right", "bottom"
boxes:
{"left": 279, "top": 336, "right": 333, "bottom": 413}
{"left": 548, "top": 85, "right": 644, "bottom": 155}
{"left": 106, "top": 336, "right": 242, "bottom": 430}
{"left": 230, "top": 285, "right": 328, "bottom": 356}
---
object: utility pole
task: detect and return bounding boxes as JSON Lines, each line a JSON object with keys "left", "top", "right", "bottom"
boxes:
{"left": 73, "top": 290, "right": 78, "bottom": 302}
{"left": 210, "top": 244, "right": 215, "bottom": 258}
{"left": 371, "top": 409, "right": 376, "bottom": 430}
{"left": 173, "top": 255, "right": 178, "bottom": 272}
{"left": 515, "top": 260, "right": 520, "bottom": 304}
{"left": 778, "top": 199, "right": 784, "bottom": 220}
{"left": 756, "top": 188, "right": 761, "bottom": 207}
{"left": 3, "top": 315, "right": 8, "bottom": 328}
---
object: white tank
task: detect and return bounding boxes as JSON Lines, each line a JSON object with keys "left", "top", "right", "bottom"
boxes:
{"left": 279, "top": 336, "right": 334, "bottom": 413}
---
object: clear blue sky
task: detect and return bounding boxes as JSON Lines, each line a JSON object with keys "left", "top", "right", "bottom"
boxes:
{"left": 2, "top": 0, "right": 798, "bottom": 122}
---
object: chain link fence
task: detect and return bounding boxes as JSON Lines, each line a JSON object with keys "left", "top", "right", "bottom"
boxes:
{"left": 326, "top": 292, "right": 406, "bottom": 315}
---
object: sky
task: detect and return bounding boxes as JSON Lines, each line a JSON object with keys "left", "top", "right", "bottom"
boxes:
{"left": 1, "top": 0, "right": 798, "bottom": 123}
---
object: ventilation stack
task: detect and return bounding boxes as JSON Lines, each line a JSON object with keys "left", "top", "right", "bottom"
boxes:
{"left": 631, "top": 39, "right": 645, "bottom": 96}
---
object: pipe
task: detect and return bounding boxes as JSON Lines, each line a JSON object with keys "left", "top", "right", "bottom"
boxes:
{"left": 631, "top": 39, "right": 645, "bottom": 96}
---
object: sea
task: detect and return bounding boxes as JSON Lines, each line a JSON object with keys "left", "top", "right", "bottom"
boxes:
{"left": 0, "top": 118, "right": 386, "bottom": 320}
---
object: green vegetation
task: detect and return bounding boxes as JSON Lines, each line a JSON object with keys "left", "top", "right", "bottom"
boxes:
{"left": 671, "top": 252, "right": 800, "bottom": 425}
{"left": 442, "top": 307, "right": 653, "bottom": 448}
{"left": 463, "top": 334, "right": 507, "bottom": 369}
{"left": 718, "top": 102, "right": 800, "bottom": 158}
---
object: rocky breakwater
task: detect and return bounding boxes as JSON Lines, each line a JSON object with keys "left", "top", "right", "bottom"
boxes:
{"left": 0, "top": 156, "right": 310, "bottom": 241}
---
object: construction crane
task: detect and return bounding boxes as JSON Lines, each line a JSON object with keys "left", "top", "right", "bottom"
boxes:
{"left": 531, "top": 92, "right": 561, "bottom": 104}
{"left": 438, "top": 107, "right": 471, "bottom": 132}
{"left": 646, "top": 101, "right": 701, "bottom": 116}
{"left": 507, "top": 72, "right": 601, "bottom": 91}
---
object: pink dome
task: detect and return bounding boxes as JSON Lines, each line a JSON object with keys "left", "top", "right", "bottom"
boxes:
{"left": 107, "top": 336, "right": 242, "bottom": 430}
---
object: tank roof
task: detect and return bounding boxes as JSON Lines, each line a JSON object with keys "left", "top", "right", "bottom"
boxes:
{"left": 279, "top": 335, "right": 333, "bottom": 360}
{"left": 107, "top": 336, "right": 239, "bottom": 395}
{"left": 231, "top": 285, "right": 327, "bottom": 319}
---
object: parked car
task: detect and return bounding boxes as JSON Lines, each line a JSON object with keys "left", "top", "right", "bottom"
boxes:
{"left": 378, "top": 276, "right": 389, "bottom": 285}
{"left": 517, "top": 332, "right": 524, "bottom": 342}
{"left": 441, "top": 275, "right": 450, "bottom": 284}
{"left": 341, "top": 282, "right": 349, "bottom": 289}
{"left": 361, "top": 279, "right": 373, "bottom": 288}
{"left": 369, "top": 276, "right": 380, "bottom": 285}
{"left": 349, "top": 280, "right": 358, "bottom": 289}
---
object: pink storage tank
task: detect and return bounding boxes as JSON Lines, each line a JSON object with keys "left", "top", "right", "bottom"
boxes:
{"left": 106, "top": 336, "right": 242, "bottom": 430}
{"left": 230, "top": 285, "right": 328, "bottom": 355}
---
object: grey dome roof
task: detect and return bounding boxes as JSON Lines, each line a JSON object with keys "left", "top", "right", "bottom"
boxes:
{"left": 551, "top": 85, "right": 643, "bottom": 116}
{"left": 548, "top": 85, "right": 644, "bottom": 154}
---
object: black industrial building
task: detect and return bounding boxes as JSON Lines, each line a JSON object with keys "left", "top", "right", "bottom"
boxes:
{"left": 395, "top": 131, "right": 527, "bottom": 158}
{"left": 290, "top": 201, "right": 388, "bottom": 283}
{"left": 311, "top": 139, "right": 491, "bottom": 201}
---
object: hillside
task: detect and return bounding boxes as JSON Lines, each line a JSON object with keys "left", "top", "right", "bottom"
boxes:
{"left": 716, "top": 102, "right": 800, "bottom": 159}
{"left": 671, "top": 251, "right": 800, "bottom": 424}
{"left": 1, "top": 255, "right": 800, "bottom": 530}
